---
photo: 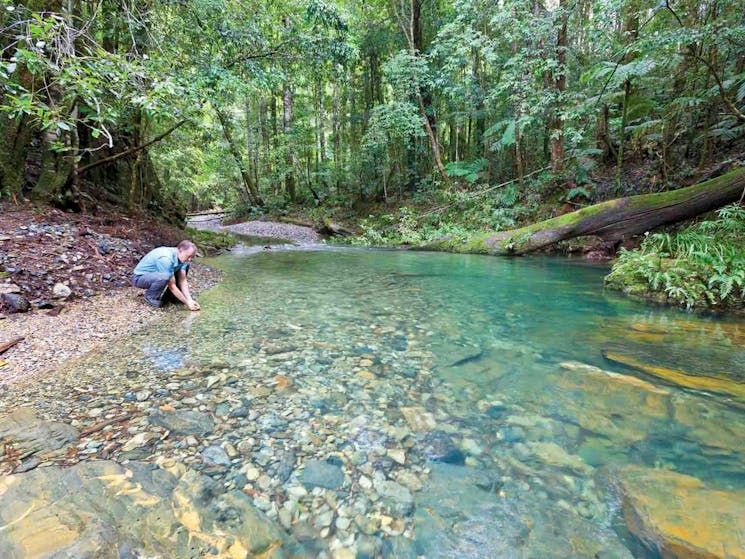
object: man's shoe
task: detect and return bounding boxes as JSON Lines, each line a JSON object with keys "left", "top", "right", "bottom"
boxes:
{"left": 145, "top": 297, "right": 162, "bottom": 308}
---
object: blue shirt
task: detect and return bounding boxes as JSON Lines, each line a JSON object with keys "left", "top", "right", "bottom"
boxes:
{"left": 133, "top": 247, "right": 188, "bottom": 277}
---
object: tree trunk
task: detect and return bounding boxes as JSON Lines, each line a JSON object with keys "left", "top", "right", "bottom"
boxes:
{"left": 421, "top": 167, "right": 745, "bottom": 255}
{"left": 407, "top": 0, "right": 447, "bottom": 182}
{"left": 283, "top": 84, "right": 295, "bottom": 201}
{"left": 511, "top": 11, "right": 524, "bottom": 186}
{"left": 550, "top": 0, "right": 568, "bottom": 174}
{"left": 215, "top": 107, "right": 263, "bottom": 206}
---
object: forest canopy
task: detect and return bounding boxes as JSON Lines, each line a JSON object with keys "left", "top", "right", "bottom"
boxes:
{"left": 1, "top": 0, "right": 744, "bottom": 218}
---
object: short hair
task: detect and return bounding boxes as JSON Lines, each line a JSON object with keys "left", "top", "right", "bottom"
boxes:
{"left": 177, "top": 240, "right": 197, "bottom": 252}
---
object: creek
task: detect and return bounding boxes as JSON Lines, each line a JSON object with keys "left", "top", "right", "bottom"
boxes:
{"left": 1, "top": 245, "right": 744, "bottom": 558}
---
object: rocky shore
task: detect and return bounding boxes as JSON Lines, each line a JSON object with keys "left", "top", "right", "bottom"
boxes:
{"left": 0, "top": 202, "right": 223, "bottom": 383}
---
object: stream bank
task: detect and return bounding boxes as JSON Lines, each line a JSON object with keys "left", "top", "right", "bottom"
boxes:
{"left": 0, "top": 202, "right": 223, "bottom": 383}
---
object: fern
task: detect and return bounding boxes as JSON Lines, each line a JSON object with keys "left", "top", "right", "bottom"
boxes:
{"left": 606, "top": 205, "right": 745, "bottom": 310}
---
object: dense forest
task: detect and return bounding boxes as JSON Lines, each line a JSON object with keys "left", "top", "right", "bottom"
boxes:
{"left": 1, "top": 0, "right": 745, "bottom": 306}
{"left": 2, "top": 0, "right": 744, "bottom": 208}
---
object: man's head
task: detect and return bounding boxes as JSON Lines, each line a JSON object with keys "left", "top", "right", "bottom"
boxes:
{"left": 177, "top": 240, "right": 197, "bottom": 263}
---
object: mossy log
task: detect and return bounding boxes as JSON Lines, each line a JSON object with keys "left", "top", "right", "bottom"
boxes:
{"left": 422, "top": 167, "right": 745, "bottom": 255}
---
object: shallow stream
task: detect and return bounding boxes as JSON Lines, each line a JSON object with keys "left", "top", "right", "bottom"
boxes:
{"left": 4, "top": 245, "right": 745, "bottom": 558}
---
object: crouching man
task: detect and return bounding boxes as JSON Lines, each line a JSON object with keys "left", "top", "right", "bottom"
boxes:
{"left": 132, "top": 240, "right": 201, "bottom": 310}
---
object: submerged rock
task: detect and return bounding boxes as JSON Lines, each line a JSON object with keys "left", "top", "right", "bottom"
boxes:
{"left": 148, "top": 409, "right": 214, "bottom": 436}
{"left": 0, "top": 408, "right": 79, "bottom": 458}
{"left": 617, "top": 466, "right": 745, "bottom": 559}
{"left": 415, "top": 462, "right": 633, "bottom": 559}
{"left": 301, "top": 459, "right": 344, "bottom": 489}
{"left": 0, "top": 460, "right": 309, "bottom": 558}
{"left": 422, "top": 431, "right": 465, "bottom": 465}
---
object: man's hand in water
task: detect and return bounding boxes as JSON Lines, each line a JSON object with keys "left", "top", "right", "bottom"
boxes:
{"left": 187, "top": 299, "right": 201, "bottom": 311}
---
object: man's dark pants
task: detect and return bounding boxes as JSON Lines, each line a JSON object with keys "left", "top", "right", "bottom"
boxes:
{"left": 131, "top": 271, "right": 187, "bottom": 307}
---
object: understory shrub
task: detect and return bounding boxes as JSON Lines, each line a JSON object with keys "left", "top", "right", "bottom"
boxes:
{"left": 605, "top": 205, "right": 745, "bottom": 310}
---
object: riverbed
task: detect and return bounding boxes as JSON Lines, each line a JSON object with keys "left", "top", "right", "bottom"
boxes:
{"left": 1, "top": 245, "right": 744, "bottom": 558}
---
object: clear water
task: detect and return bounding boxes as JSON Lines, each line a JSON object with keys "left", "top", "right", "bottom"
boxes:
{"left": 42, "top": 247, "right": 745, "bottom": 556}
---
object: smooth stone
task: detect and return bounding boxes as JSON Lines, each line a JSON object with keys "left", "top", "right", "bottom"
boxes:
{"left": 149, "top": 410, "right": 214, "bottom": 436}
{"left": 301, "top": 460, "right": 344, "bottom": 490}
{"left": 233, "top": 474, "right": 248, "bottom": 490}
{"left": 524, "top": 442, "right": 591, "bottom": 474}
{"left": 0, "top": 461, "right": 302, "bottom": 557}
{"left": 335, "top": 516, "right": 351, "bottom": 531}
{"left": 618, "top": 466, "right": 745, "bottom": 559}
{"left": 121, "top": 432, "right": 153, "bottom": 452}
{"left": 52, "top": 282, "right": 72, "bottom": 298}
{"left": 422, "top": 431, "right": 465, "bottom": 465}
{"left": 332, "top": 548, "right": 356, "bottom": 559}
{"left": 394, "top": 471, "right": 423, "bottom": 492}
{"left": 286, "top": 485, "right": 308, "bottom": 500}
{"left": 374, "top": 479, "right": 414, "bottom": 516}
{"left": 400, "top": 407, "right": 436, "bottom": 431}
{"left": 201, "top": 445, "right": 231, "bottom": 467}
{"left": 387, "top": 449, "right": 406, "bottom": 465}
{"left": 461, "top": 438, "right": 484, "bottom": 456}
{"left": 242, "top": 465, "right": 260, "bottom": 481}
{"left": 1, "top": 293, "right": 30, "bottom": 313}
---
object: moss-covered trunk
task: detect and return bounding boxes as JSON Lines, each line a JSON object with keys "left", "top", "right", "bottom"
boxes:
{"left": 421, "top": 167, "right": 745, "bottom": 255}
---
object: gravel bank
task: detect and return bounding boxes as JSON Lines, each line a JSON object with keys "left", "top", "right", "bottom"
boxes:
{"left": 221, "top": 221, "right": 322, "bottom": 244}
{"left": 0, "top": 262, "right": 221, "bottom": 385}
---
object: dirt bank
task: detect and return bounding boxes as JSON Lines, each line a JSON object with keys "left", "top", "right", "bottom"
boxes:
{"left": 0, "top": 202, "right": 223, "bottom": 384}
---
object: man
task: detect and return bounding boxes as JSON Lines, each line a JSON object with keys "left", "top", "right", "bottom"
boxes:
{"left": 132, "top": 240, "right": 201, "bottom": 310}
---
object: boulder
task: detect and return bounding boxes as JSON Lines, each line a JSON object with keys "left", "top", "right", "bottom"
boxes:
{"left": 0, "top": 460, "right": 310, "bottom": 558}
{"left": 617, "top": 465, "right": 745, "bottom": 559}
{"left": 0, "top": 408, "right": 79, "bottom": 458}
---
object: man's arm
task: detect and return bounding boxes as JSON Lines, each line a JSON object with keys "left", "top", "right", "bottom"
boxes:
{"left": 173, "top": 269, "right": 200, "bottom": 310}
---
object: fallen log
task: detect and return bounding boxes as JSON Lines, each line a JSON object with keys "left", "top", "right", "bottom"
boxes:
{"left": 321, "top": 217, "right": 355, "bottom": 237}
{"left": 0, "top": 337, "right": 23, "bottom": 355}
{"left": 422, "top": 166, "right": 745, "bottom": 255}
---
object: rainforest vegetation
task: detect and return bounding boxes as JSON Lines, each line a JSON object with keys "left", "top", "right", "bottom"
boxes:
{"left": 1, "top": 0, "right": 744, "bottom": 308}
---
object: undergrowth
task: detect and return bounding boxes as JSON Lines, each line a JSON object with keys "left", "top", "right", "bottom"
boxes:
{"left": 185, "top": 227, "right": 237, "bottom": 255}
{"left": 605, "top": 205, "right": 745, "bottom": 310}
{"left": 349, "top": 183, "right": 541, "bottom": 246}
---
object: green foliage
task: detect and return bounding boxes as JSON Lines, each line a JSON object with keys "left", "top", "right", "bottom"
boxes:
{"left": 185, "top": 227, "right": 238, "bottom": 255}
{"left": 445, "top": 158, "right": 487, "bottom": 184}
{"left": 606, "top": 205, "right": 745, "bottom": 310}
{"left": 350, "top": 178, "right": 540, "bottom": 247}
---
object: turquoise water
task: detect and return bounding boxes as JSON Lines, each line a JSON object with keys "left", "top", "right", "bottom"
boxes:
{"left": 176, "top": 247, "right": 743, "bottom": 556}
{"left": 44, "top": 247, "right": 745, "bottom": 556}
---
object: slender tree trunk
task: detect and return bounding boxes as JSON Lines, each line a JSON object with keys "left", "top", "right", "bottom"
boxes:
{"left": 332, "top": 68, "right": 342, "bottom": 192}
{"left": 407, "top": 0, "right": 448, "bottom": 181}
{"left": 512, "top": 9, "right": 524, "bottom": 186}
{"left": 616, "top": 79, "right": 631, "bottom": 188}
{"left": 215, "top": 107, "right": 263, "bottom": 206}
{"left": 283, "top": 85, "right": 295, "bottom": 201}
{"left": 550, "top": 0, "right": 568, "bottom": 174}
{"left": 617, "top": 0, "right": 639, "bottom": 188}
